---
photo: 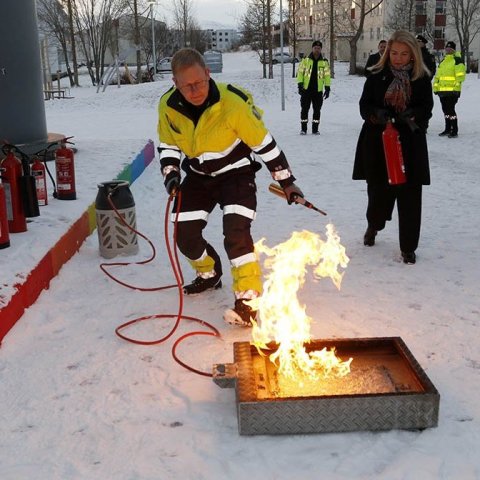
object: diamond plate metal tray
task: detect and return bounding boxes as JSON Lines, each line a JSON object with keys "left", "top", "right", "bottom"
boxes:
{"left": 213, "top": 337, "right": 440, "bottom": 435}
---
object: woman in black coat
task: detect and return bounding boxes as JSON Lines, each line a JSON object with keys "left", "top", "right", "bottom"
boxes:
{"left": 353, "top": 30, "right": 433, "bottom": 264}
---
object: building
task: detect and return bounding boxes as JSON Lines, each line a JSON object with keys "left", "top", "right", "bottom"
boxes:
{"left": 292, "top": 0, "right": 479, "bottom": 71}
{"left": 205, "top": 29, "right": 239, "bottom": 52}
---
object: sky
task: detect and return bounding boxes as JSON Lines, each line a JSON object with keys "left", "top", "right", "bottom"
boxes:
{"left": 1, "top": 52, "right": 480, "bottom": 479}
{"left": 156, "top": 0, "right": 245, "bottom": 29}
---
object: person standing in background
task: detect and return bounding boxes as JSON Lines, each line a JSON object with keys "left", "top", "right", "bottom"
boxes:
{"left": 296, "top": 40, "right": 331, "bottom": 135}
{"left": 353, "top": 31, "right": 433, "bottom": 265}
{"left": 364, "top": 40, "right": 387, "bottom": 77}
{"left": 415, "top": 35, "right": 436, "bottom": 79}
{"left": 433, "top": 41, "right": 466, "bottom": 138}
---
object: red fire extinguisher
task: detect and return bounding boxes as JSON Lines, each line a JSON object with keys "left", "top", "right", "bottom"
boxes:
{"left": 31, "top": 155, "right": 48, "bottom": 206}
{"left": 382, "top": 120, "right": 406, "bottom": 185}
{"left": 55, "top": 138, "right": 76, "bottom": 200}
{"left": 0, "top": 148, "right": 27, "bottom": 233}
{"left": 0, "top": 180, "right": 11, "bottom": 248}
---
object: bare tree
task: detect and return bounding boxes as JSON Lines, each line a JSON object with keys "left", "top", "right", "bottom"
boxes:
{"left": 345, "top": 0, "right": 385, "bottom": 74}
{"left": 37, "top": 0, "right": 76, "bottom": 87}
{"left": 286, "top": 0, "right": 299, "bottom": 77}
{"left": 65, "top": 0, "right": 80, "bottom": 86}
{"left": 449, "top": 0, "right": 480, "bottom": 72}
{"left": 386, "top": 0, "right": 416, "bottom": 32}
{"left": 73, "top": 0, "right": 127, "bottom": 85}
{"left": 173, "top": 0, "right": 196, "bottom": 47}
{"left": 239, "top": 0, "right": 277, "bottom": 79}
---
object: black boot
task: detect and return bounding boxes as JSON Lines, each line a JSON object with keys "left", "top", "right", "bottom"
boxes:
{"left": 300, "top": 120, "right": 308, "bottom": 135}
{"left": 448, "top": 118, "right": 458, "bottom": 138}
{"left": 223, "top": 299, "right": 258, "bottom": 327}
{"left": 183, "top": 244, "right": 223, "bottom": 295}
{"left": 363, "top": 226, "right": 377, "bottom": 246}
{"left": 439, "top": 118, "right": 451, "bottom": 136}
{"left": 402, "top": 251, "right": 416, "bottom": 265}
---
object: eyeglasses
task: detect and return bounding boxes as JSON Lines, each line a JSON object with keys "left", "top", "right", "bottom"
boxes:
{"left": 176, "top": 78, "right": 209, "bottom": 94}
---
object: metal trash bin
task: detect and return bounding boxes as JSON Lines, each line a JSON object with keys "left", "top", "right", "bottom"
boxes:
{"left": 95, "top": 180, "right": 138, "bottom": 259}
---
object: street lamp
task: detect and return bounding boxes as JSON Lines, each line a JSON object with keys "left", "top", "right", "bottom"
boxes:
{"left": 148, "top": 2, "right": 157, "bottom": 80}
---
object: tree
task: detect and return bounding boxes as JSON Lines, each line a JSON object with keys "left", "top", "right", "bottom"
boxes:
{"left": 37, "top": 0, "right": 76, "bottom": 87}
{"left": 386, "top": 0, "right": 416, "bottom": 32}
{"left": 449, "top": 0, "right": 480, "bottom": 72}
{"left": 286, "top": 0, "right": 299, "bottom": 77}
{"left": 346, "top": 0, "right": 385, "bottom": 74}
{"left": 173, "top": 0, "right": 196, "bottom": 47}
{"left": 239, "top": 0, "right": 277, "bottom": 79}
{"left": 73, "top": 0, "right": 127, "bottom": 85}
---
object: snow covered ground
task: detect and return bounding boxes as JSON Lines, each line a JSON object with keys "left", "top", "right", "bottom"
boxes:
{"left": 1, "top": 51, "right": 479, "bottom": 479}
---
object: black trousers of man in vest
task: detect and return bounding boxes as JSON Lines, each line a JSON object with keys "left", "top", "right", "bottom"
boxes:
{"left": 300, "top": 90, "right": 324, "bottom": 133}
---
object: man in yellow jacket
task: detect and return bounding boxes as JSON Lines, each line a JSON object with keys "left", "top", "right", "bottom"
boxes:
{"left": 296, "top": 40, "right": 331, "bottom": 135}
{"left": 433, "top": 41, "right": 466, "bottom": 138}
{"left": 157, "top": 48, "right": 303, "bottom": 326}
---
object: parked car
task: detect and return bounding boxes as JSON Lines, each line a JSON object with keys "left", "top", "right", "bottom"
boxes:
{"left": 156, "top": 57, "right": 172, "bottom": 73}
{"left": 203, "top": 50, "right": 223, "bottom": 73}
{"left": 260, "top": 52, "right": 299, "bottom": 65}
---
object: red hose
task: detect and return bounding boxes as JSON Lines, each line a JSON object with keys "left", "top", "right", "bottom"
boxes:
{"left": 104, "top": 191, "right": 221, "bottom": 377}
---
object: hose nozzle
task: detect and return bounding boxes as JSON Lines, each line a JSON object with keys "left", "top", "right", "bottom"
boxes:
{"left": 268, "top": 183, "right": 327, "bottom": 216}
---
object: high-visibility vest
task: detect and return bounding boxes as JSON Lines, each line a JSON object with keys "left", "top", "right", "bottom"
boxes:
{"left": 433, "top": 53, "right": 465, "bottom": 94}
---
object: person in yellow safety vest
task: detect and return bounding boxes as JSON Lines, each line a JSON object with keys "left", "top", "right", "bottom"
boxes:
{"left": 296, "top": 40, "right": 331, "bottom": 135}
{"left": 433, "top": 41, "right": 466, "bottom": 138}
{"left": 157, "top": 48, "right": 303, "bottom": 327}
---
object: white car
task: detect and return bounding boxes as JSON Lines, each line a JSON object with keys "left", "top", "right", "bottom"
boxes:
{"left": 156, "top": 57, "right": 172, "bottom": 73}
{"left": 261, "top": 52, "right": 298, "bottom": 64}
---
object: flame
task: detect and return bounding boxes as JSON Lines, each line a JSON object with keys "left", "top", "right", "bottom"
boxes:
{"left": 250, "top": 225, "right": 352, "bottom": 381}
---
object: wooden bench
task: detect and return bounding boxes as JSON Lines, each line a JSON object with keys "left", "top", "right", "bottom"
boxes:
{"left": 43, "top": 88, "right": 73, "bottom": 100}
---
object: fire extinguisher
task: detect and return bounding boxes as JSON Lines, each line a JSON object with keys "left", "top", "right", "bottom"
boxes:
{"left": 55, "top": 137, "right": 76, "bottom": 200}
{"left": 382, "top": 120, "right": 407, "bottom": 185}
{"left": 0, "top": 147, "right": 27, "bottom": 233}
{"left": 31, "top": 155, "right": 48, "bottom": 206}
{"left": 0, "top": 177, "right": 11, "bottom": 248}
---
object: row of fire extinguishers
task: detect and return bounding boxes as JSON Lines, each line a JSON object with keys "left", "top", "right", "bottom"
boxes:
{"left": 0, "top": 138, "right": 76, "bottom": 250}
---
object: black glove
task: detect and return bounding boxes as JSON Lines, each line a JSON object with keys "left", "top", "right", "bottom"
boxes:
{"left": 164, "top": 170, "right": 180, "bottom": 196}
{"left": 370, "top": 108, "right": 389, "bottom": 125}
{"left": 282, "top": 182, "right": 304, "bottom": 205}
{"left": 298, "top": 84, "right": 304, "bottom": 95}
{"left": 323, "top": 86, "right": 330, "bottom": 99}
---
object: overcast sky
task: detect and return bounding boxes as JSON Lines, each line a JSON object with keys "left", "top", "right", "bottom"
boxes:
{"left": 156, "top": 0, "right": 246, "bottom": 29}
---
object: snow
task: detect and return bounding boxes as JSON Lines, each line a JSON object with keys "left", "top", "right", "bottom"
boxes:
{"left": 1, "top": 51, "right": 480, "bottom": 479}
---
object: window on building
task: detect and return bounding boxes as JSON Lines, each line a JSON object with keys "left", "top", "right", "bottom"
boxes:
{"left": 435, "top": 0, "right": 446, "bottom": 14}
{"left": 370, "top": 28, "right": 374, "bottom": 40}
{"left": 434, "top": 27, "right": 445, "bottom": 39}
{"left": 377, "top": 27, "right": 381, "bottom": 39}
{"left": 416, "top": 1, "right": 427, "bottom": 15}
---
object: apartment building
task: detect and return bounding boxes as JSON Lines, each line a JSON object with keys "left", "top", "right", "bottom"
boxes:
{"left": 293, "top": 0, "right": 478, "bottom": 70}
{"left": 205, "top": 29, "right": 239, "bottom": 52}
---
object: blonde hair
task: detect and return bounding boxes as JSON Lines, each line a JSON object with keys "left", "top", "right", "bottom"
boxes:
{"left": 370, "top": 30, "right": 430, "bottom": 80}
{"left": 171, "top": 48, "right": 206, "bottom": 74}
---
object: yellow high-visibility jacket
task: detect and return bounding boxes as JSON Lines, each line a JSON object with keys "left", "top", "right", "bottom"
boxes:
{"left": 433, "top": 52, "right": 466, "bottom": 96}
{"left": 296, "top": 55, "right": 331, "bottom": 92}
{"left": 157, "top": 81, "right": 294, "bottom": 185}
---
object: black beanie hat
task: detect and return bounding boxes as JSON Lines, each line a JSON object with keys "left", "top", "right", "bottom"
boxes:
{"left": 445, "top": 41, "right": 456, "bottom": 50}
{"left": 312, "top": 40, "right": 322, "bottom": 48}
{"left": 416, "top": 34, "right": 427, "bottom": 44}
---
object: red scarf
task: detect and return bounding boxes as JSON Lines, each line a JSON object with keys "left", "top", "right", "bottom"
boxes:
{"left": 384, "top": 64, "right": 412, "bottom": 113}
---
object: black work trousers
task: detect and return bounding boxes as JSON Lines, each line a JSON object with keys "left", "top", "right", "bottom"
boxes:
{"left": 300, "top": 90, "right": 323, "bottom": 132}
{"left": 172, "top": 169, "right": 257, "bottom": 264}
{"left": 439, "top": 95, "right": 458, "bottom": 118}
{"left": 366, "top": 182, "right": 423, "bottom": 253}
